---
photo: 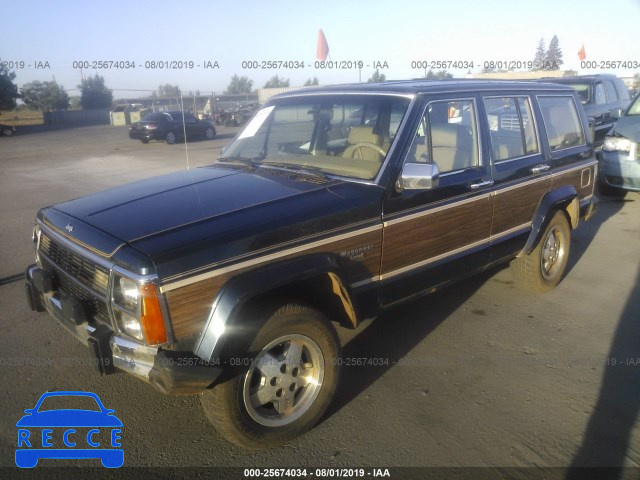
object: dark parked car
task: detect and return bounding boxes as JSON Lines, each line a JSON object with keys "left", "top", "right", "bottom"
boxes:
{"left": 539, "top": 75, "right": 630, "bottom": 145}
{"left": 1, "top": 123, "right": 16, "bottom": 136}
{"left": 26, "top": 80, "right": 598, "bottom": 448}
{"left": 599, "top": 93, "right": 640, "bottom": 195}
{"left": 129, "top": 111, "right": 216, "bottom": 144}
{"left": 225, "top": 103, "right": 260, "bottom": 126}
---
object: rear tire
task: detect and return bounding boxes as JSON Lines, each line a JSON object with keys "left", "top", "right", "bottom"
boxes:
{"left": 165, "top": 131, "right": 176, "bottom": 144}
{"left": 511, "top": 210, "right": 571, "bottom": 293}
{"left": 3, "top": 128, "right": 13, "bottom": 136}
{"left": 200, "top": 303, "right": 340, "bottom": 449}
{"left": 205, "top": 126, "right": 215, "bottom": 140}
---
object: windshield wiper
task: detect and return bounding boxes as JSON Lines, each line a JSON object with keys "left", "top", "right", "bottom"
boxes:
{"left": 215, "top": 156, "right": 260, "bottom": 168}
{"left": 259, "top": 161, "right": 328, "bottom": 180}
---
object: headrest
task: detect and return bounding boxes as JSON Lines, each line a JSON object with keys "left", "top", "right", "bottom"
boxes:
{"left": 348, "top": 126, "right": 382, "bottom": 146}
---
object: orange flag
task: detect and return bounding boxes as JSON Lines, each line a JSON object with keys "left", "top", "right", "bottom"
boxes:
{"left": 578, "top": 44, "right": 586, "bottom": 61}
{"left": 316, "top": 29, "right": 329, "bottom": 61}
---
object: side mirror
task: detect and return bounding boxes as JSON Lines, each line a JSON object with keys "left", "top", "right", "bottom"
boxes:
{"left": 399, "top": 163, "right": 440, "bottom": 191}
{"left": 610, "top": 108, "right": 624, "bottom": 119}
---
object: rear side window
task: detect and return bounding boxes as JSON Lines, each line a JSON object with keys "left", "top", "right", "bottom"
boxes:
{"left": 603, "top": 81, "right": 618, "bottom": 102}
{"left": 538, "top": 96, "right": 586, "bottom": 151}
{"left": 483, "top": 96, "right": 539, "bottom": 162}
{"left": 594, "top": 83, "right": 607, "bottom": 105}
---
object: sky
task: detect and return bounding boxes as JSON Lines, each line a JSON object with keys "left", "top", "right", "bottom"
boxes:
{"left": 1, "top": 0, "right": 639, "bottom": 99}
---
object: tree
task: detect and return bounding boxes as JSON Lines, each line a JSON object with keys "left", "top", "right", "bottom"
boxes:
{"left": 224, "top": 75, "right": 253, "bottom": 94}
{"left": 532, "top": 38, "right": 547, "bottom": 71}
{"left": 21, "top": 80, "right": 70, "bottom": 111}
{"left": 367, "top": 69, "right": 386, "bottom": 83}
{"left": 79, "top": 74, "right": 113, "bottom": 109}
{"left": 264, "top": 75, "right": 290, "bottom": 88}
{"left": 545, "top": 35, "right": 563, "bottom": 70}
{"left": 154, "top": 83, "right": 181, "bottom": 97}
{"left": 426, "top": 69, "right": 453, "bottom": 79}
{"left": 304, "top": 77, "right": 319, "bottom": 86}
{"left": 0, "top": 60, "right": 19, "bottom": 110}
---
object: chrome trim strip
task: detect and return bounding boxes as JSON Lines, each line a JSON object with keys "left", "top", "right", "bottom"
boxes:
{"left": 350, "top": 277, "right": 380, "bottom": 289}
{"left": 38, "top": 220, "right": 116, "bottom": 272}
{"left": 160, "top": 224, "right": 383, "bottom": 293}
{"left": 42, "top": 217, "right": 124, "bottom": 258}
{"left": 493, "top": 173, "right": 550, "bottom": 194}
{"left": 383, "top": 192, "right": 492, "bottom": 227}
{"left": 380, "top": 238, "right": 488, "bottom": 281}
{"left": 490, "top": 222, "right": 532, "bottom": 242}
{"left": 552, "top": 160, "right": 598, "bottom": 177}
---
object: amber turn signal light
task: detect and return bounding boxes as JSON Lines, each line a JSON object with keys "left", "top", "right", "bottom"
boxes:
{"left": 140, "top": 283, "right": 168, "bottom": 345}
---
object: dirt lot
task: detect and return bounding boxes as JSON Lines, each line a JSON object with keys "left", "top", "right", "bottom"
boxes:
{"left": 0, "top": 125, "right": 638, "bottom": 476}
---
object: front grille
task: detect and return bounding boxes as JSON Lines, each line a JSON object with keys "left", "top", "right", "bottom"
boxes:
{"left": 40, "top": 233, "right": 109, "bottom": 295}
{"left": 39, "top": 232, "right": 111, "bottom": 323}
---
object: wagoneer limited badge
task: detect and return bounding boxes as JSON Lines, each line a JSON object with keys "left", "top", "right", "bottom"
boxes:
{"left": 65, "top": 224, "right": 74, "bottom": 233}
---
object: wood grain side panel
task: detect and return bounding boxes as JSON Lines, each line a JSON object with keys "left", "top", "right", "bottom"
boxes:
{"left": 166, "top": 276, "right": 227, "bottom": 342}
{"left": 552, "top": 166, "right": 595, "bottom": 198}
{"left": 491, "top": 178, "right": 552, "bottom": 235}
{"left": 165, "top": 229, "right": 382, "bottom": 342}
{"left": 381, "top": 196, "right": 492, "bottom": 273}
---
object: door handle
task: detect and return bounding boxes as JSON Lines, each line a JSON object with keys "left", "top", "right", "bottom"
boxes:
{"left": 530, "top": 164, "right": 550, "bottom": 175}
{"left": 469, "top": 179, "right": 494, "bottom": 190}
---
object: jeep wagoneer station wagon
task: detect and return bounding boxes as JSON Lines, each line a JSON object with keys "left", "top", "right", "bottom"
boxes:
{"left": 26, "top": 80, "right": 598, "bottom": 448}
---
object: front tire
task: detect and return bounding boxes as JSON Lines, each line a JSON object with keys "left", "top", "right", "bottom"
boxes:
{"left": 205, "top": 126, "right": 215, "bottom": 140}
{"left": 510, "top": 210, "right": 571, "bottom": 293}
{"left": 200, "top": 303, "right": 340, "bottom": 448}
{"left": 165, "top": 131, "right": 176, "bottom": 144}
{"left": 3, "top": 128, "right": 14, "bottom": 136}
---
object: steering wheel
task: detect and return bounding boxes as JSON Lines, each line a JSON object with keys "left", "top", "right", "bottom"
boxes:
{"left": 345, "top": 142, "right": 387, "bottom": 159}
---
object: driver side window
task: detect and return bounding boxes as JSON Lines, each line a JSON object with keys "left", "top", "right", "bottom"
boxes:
{"left": 404, "top": 99, "right": 479, "bottom": 174}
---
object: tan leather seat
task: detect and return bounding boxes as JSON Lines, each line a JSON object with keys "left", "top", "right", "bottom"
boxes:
{"left": 430, "top": 123, "right": 474, "bottom": 172}
{"left": 342, "top": 126, "right": 384, "bottom": 162}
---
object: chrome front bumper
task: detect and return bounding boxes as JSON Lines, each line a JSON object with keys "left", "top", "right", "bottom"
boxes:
{"left": 26, "top": 264, "right": 221, "bottom": 394}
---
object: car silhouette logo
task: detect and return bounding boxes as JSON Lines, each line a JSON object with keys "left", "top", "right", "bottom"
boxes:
{"left": 15, "top": 391, "right": 123, "bottom": 468}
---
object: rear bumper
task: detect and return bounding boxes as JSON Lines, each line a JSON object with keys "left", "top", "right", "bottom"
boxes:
{"left": 25, "top": 265, "right": 220, "bottom": 394}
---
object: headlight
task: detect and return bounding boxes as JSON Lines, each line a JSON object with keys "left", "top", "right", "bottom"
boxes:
{"left": 603, "top": 136, "right": 632, "bottom": 152}
{"left": 111, "top": 272, "right": 168, "bottom": 345}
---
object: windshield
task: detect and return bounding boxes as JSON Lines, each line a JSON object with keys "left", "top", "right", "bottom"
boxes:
{"left": 219, "top": 95, "right": 411, "bottom": 180}
{"left": 566, "top": 83, "right": 591, "bottom": 104}
{"left": 628, "top": 95, "right": 640, "bottom": 116}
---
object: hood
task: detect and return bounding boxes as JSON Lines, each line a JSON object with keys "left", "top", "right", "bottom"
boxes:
{"left": 611, "top": 115, "right": 640, "bottom": 142}
{"left": 54, "top": 166, "right": 333, "bottom": 244}
{"left": 52, "top": 165, "right": 384, "bottom": 280}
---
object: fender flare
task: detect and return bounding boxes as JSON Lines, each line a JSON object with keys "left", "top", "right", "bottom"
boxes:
{"left": 521, "top": 185, "right": 579, "bottom": 256}
{"left": 193, "top": 254, "right": 356, "bottom": 362}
